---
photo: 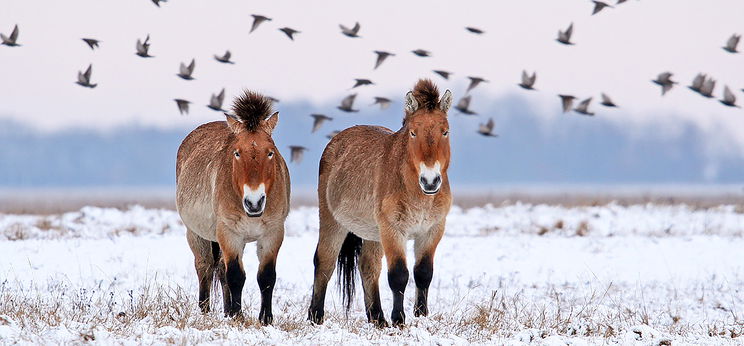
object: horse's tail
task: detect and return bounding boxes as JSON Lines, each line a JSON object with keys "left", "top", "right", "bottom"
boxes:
{"left": 337, "top": 232, "right": 362, "bottom": 313}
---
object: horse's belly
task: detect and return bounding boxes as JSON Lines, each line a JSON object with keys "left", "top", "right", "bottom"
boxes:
{"left": 176, "top": 191, "right": 217, "bottom": 242}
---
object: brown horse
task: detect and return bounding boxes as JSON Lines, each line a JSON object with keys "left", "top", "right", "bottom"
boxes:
{"left": 176, "top": 91, "right": 290, "bottom": 325}
{"left": 308, "top": 79, "right": 453, "bottom": 327}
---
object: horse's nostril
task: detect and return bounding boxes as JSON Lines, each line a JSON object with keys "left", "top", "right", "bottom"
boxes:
{"left": 433, "top": 175, "right": 441, "bottom": 186}
{"left": 420, "top": 176, "right": 427, "bottom": 186}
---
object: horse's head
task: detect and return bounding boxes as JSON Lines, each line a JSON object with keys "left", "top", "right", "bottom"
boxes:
{"left": 403, "top": 79, "right": 452, "bottom": 195}
{"left": 225, "top": 91, "right": 280, "bottom": 217}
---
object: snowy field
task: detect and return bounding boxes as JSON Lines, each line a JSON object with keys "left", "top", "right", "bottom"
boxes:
{"left": 1, "top": 203, "right": 744, "bottom": 344}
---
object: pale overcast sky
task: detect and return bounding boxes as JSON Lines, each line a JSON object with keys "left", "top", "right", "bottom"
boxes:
{"left": 1, "top": 0, "right": 743, "bottom": 156}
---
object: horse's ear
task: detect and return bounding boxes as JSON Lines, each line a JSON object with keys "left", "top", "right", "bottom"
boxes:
{"left": 225, "top": 112, "right": 243, "bottom": 133}
{"left": 404, "top": 91, "right": 418, "bottom": 115}
{"left": 263, "top": 111, "right": 279, "bottom": 134}
{"left": 439, "top": 89, "right": 453, "bottom": 114}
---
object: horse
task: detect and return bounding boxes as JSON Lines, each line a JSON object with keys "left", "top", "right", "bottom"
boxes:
{"left": 175, "top": 90, "right": 290, "bottom": 325}
{"left": 308, "top": 79, "right": 453, "bottom": 327}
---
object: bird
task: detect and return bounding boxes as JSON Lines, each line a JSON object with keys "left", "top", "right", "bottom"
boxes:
{"left": 574, "top": 97, "right": 595, "bottom": 116}
{"left": 454, "top": 96, "right": 477, "bottom": 115}
{"left": 267, "top": 96, "right": 280, "bottom": 103}
{"left": 340, "top": 22, "right": 361, "bottom": 38}
{"left": 556, "top": 23, "right": 574, "bottom": 45}
{"left": 337, "top": 94, "right": 359, "bottom": 113}
{"left": 151, "top": 0, "right": 167, "bottom": 7}
{"left": 326, "top": 130, "right": 340, "bottom": 140}
{"left": 310, "top": 114, "right": 333, "bottom": 133}
{"left": 76, "top": 64, "right": 97, "bottom": 88}
{"left": 207, "top": 88, "right": 226, "bottom": 111}
{"left": 279, "top": 27, "right": 300, "bottom": 40}
{"left": 699, "top": 77, "right": 716, "bottom": 98}
{"left": 135, "top": 35, "right": 153, "bottom": 58}
{"left": 250, "top": 15, "right": 272, "bottom": 33}
{"left": 723, "top": 34, "right": 740, "bottom": 53}
{"left": 558, "top": 95, "right": 576, "bottom": 113}
{"left": 288, "top": 146, "right": 307, "bottom": 163}
{"left": 720, "top": 86, "right": 739, "bottom": 108}
{"left": 467, "top": 76, "right": 488, "bottom": 93}
{"left": 177, "top": 59, "right": 195, "bottom": 80}
{"left": 652, "top": 72, "right": 676, "bottom": 96}
{"left": 372, "top": 97, "right": 392, "bottom": 110}
{"left": 616, "top": 0, "right": 628, "bottom": 4}
{"left": 351, "top": 79, "right": 374, "bottom": 89}
{"left": 174, "top": 99, "right": 191, "bottom": 115}
{"left": 82, "top": 38, "right": 100, "bottom": 50}
{"left": 477, "top": 118, "right": 498, "bottom": 137}
{"left": 600, "top": 93, "right": 617, "bottom": 107}
{"left": 688, "top": 73, "right": 706, "bottom": 94}
{"left": 1, "top": 24, "right": 20, "bottom": 47}
{"left": 465, "top": 27, "right": 484, "bottom": 35}
{"left": 591, "top": 1, "right": 613, "bottom": 15}
{"left": 412, "top": 49, "right": 431, "bottom": 57}
{"left": 214, "top": 50, "right": 234, "bottom": 64}
{"left": 432, "top": 70, "right": 452, "bottom": 80}
{"left": 373, "top": 51, "right": 394, "bottom": 69}
{"left": 518, "top": 71, "right": 537, "bottom": 90}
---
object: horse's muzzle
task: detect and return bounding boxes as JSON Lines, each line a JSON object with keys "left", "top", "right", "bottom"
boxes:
{"left": 419, "top": 175, "right": 442, "bottom": 195}
{"left": 243, "top": 195, "right": 266, "bottom": 217}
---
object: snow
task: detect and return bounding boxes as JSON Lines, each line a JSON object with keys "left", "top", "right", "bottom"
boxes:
{"left": 0, "top": 203, "right": 743, "bottom": 344}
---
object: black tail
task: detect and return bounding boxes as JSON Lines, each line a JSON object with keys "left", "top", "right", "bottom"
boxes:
{"left": 337, "top": 233, "right": 362, "bottom": 313}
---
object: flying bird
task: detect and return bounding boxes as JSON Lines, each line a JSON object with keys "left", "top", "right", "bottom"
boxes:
{"left": 214, "top": 50, "right": 234, "bottom": 64}
{"left": 337, "top": 94, "right": 359, "bottom": 113}
{"left": 723, "top": 34, "right": 740, "bottom": 53}
{"left": 177, "top": 59, "right": 195, "bottom": 80}
{"left": 372, "top": 97, "right": 392, "bottom": 110}
{"left": 432, "top": 70, "right": 452, "bottom": 80}
{"left": 340, "top": 22, "right": 361, "bottom": 38}
{"left": 267, "top": 96, "right": 280, "bottom": 103}
{"left": 518, "top": 71, "right": 537, "bottom": 90}
{"left": 76, "top": 64, "right": 97, "bottom": 88}
{"left": 310, "top": 114, "right": 333, "bottom": 133}
{"left": 652, "top": 72, "right": 676, "bottom": 96}
{"left": 600, "top": 93, "right": 617, "bottom": 107}
{"left": 591, "top": 1, "right": 613, "bottom": 15}
{"left": 351, "top": 79, "right": 374, "bottom": 89}
{"left": 574, "top": 97, "right": 595, "bottom": 116}
{"left": 250, "top": 15, "right": 272, "bottom": 33}
{"left": 82, "top": 38, "right": 100, "bottom": 50}
{"left": 465, "top": 27, "right": 484, "bottom": 35}
{"left": 720, "top": 86, "right": 739, "bottom": 107}
{"left": 467, "top": 76, "right": 488, "bottom": 93}
{"left": 557, "top": 23, "right": 574, "bottom": 45}
{"left": 1, "top": 24, "right": 20, "bottom": 47}
{"left": 151, "top": 0, "right": 167, "bottom": 7}
{"left": 477, "top": 118, "right": 498, "bottom": 137}
{"left": 454, "top": 96, "right": 477, "bottom": 115}
{"left": 207, "top": 88, "right": 226, "bottom": 111}
{"left": 174, "top": 99, "right": 191, "bottom": 115}
{"left": 688, "top": 73, "right": 706, "bottom": 94}
{"left": 558, "top": 95, "right": 576, "bottom": 113}
{"left": 326, "top": 130, "right": 340, "bottom": 140}
{"left": 412, "top": 49, "right": 431, "bottom": 57}
{"left": 135, "top": 35, "right": 153, "bottom": 57}
{"left": 288, "top": 146, "right": 307, "bottom": 163}
{"left": 699, "top": 77, "right": 716, "bottom": 98}
{"left": 279, "top": 27, "right": 300, "bottom": 40}
{"left": 373, "top": 51, "right": 394, "bottom": 69}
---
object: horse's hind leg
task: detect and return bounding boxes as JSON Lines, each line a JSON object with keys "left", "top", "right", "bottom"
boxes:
{"left": 359, "top": 240, "right": 388, "bottom": 327}
{"left": 308, "top": 206, "right": 347, "bottom": 324}
{"left": 413, "top": 223, "right": 444, "bottom": 317}
{"left": 186, "top": 229, "right": 217, "bottom": 313}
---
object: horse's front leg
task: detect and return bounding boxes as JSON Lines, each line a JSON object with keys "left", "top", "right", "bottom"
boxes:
{"left": 380, "top": 221, "right": 409, "bottom": 327}
{"left": 256, "top": 226, "right": 284, "bottom": 325}
{"left": 217, "top": 224, "right": 247, "bottom": 318}
{"left": 413, "top": 222, "right": 444, "bottom": 317}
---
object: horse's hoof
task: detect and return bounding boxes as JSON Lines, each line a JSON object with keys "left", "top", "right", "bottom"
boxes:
{"left": 259, "top": 313, "right": 273, "bottom": 326}
{"left": 307, "top": 309, "right": 324, "bottom": 325}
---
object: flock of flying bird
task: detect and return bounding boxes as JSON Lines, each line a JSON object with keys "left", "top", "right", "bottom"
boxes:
{"left": 1, "top": 0, "right": 742, "bottom": 163}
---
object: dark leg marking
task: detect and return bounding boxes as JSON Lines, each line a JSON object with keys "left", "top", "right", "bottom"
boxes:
{"left": 308, "top": 248, "right": 326, "bottom": 324}
{"left": 225, "top": 256, "right": 245, "bottom": 317}
{"left": 413, "top": 255, "right": 433, "bottom": 317}
{"left": 387, "top": 258, "right": 409, "bottom": 327}
{"left": 257, "top": 261, "right": 276, "bottom": 325}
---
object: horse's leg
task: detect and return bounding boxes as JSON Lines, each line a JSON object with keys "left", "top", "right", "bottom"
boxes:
{"left": 308, "top": 206, "right": 347, "bottom": 324}
{"left": 413, "top": 223, "right": 444, "bottom": 317}
{"left": 217, "top": 224, "right": 247, "bottom": 318}
{"left": 359, "top": 240, "right": 387, "bottom": 327}
{"left": 255, "top": 226, "right": 284, "bottom": 325}
{"left": 186, "top": 229, "right": 216, "bottom": 313}
{"left": 380, "top": 222, "right": 409, "bottom": 327}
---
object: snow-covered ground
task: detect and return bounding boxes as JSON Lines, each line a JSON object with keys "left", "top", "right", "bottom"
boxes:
{"left": 1, "top": 203, "right": 743, "bottom": 344}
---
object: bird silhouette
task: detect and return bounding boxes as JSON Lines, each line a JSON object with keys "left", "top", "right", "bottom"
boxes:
{"left": 720, "top": 86, "right": 739, "bottom": 107}
{"left": 310, "top": 114, "right": 333, "bottom": 133}
{"left": 454, "top": 96, "right": 477, "bottom": 115}
{"left": 688, "top": 73, "right": 706, "bottom": 94}
{"left": 723, "top": 34, "right": 740, "bottom": 53}
{"left": 76, "top": 64, "right": 97, "bottom": 88}
{"left": 214, "top": 50, "right": 234, "bottom": 64}
{"left": 288, "top": 146, "right": 308, "bottom": 163}
{"left": 592, "top": 1, "right": 613, "bottom": 15}
{"left": 177, "top": 59, "right": 195, "bottom": 80}
{"left": 207, "top": 88, "right": 226, "bottom": 111}
{"left": 412, "top": 49, "right": 431, "bottom": 57}
{"left": 279, "top": 27, "right": 300, "bottom": 40}
{"left": 558, "top": 95, "right": 576, "bottom": 113}
{"left": 82, "top": 38, "right": 100, "bottom": 50}
{"left": 250, "top": 15, "right": 272, "bottom": 33}
{"left": 351, "top": 79, "right": 374, "bottom": 89}
{"left": 174, "top": 99, "right": 191, "bottom": 115}
{"left": 574, "top": 97, "right": 595, "bottom": 116}
{"left": 600, "top": 93, "right": 617, "bottom": 107}
{"left": 373, "top": 51, "right": 394, "bottom": 69}
{"left": 337, "top": 94, "right": 359, "bottom": 113}
{"left": 699, "top": 77, "right": 716, "bottom": 98}
{"left": 467, "top": 76, "right": 488, "bottom": 93}
{"left": 465, "top": 27, "right": 484, "bottom": 35}
{"left": 518, "top": 71, "right": 537, "bottom": 90}
{"left": 372, "top": 97, "right": 392, "bottom": 110}
{"left": 477, "top": 118, "right": 498, "bottom": 137}
{"left": 151, "top": 0, "right": 167, "bottom": 7}
{"left": 326, "top": 130, "right": 340, "bottom": 140}
{"left": 1, "top": 24, "right": 20, "bottom": 47}
{"left": 340, "top": 22, "right": 361, "bottom": 38}
{"left": 652, "top": 72, "right": 676, "bottom": 96}
{"left": 557, "top": 23, "right": 574, "bottom": 45}
{"left": 135, "top": 35, "right": 153, "bottom": 57}
{"left": 433, "top": 70, "right": 452, "bottom": 80}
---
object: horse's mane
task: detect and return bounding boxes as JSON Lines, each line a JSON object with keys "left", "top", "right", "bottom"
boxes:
{"left": 231, "top": 90, "right": 274, "bottom": 132}
{"left": 412, "top": 79, "right": 440, "bottom": 111}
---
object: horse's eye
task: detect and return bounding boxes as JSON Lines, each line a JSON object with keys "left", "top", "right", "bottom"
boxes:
{"left": 410, "top": 131, "right": 416, "bottom": 138}
{"left": 234, "top": 151, "right": 240, "bottom": 158}
{"left": 268, "top": 151, "right": 274, "bottom": 158}
{"left": 443, "top": 130, "right": 449, "bottom": 137}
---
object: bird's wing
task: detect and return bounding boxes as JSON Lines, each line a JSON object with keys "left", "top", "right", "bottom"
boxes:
{"left": 187, "top": 59, "right": 195, "bottom": 73}
{"left": 528, "top": 72, "right": 537, "bottom": 85}
{"left": 179, "top": 62, "right": 188, "bottom": 75}
{"left": 217, "top": 89, "right": 225, "bottom": 103}
{"left": 521, "top": 70, "right": 529, "bottom": 84}
{"left": 77, "top": 71, "right": 87, "bottom": 84}
{"left": 658, "top": 72, "right": 672, "bottom": 82}
{"left": 486, "top": 118, "right": 494, "bottom": 131}
{"left": 565, "top": 23, "right": 573, "bottom": 38}
{"left": 352, "top": 22, "right": 360, "bottom": 33}
{"left": 339, "top": 24, "right": 350, "bottom": 32}
{"left": 561, "top": 96, "right": 573, "bottom": 112}
{"left": 341, "top": 94, "right": 356, "bottom": 108}
{"left": 224, "top": 51, "right": 231, "bottom": 60}
{"left": 457, "top": 96, "right": 471, "bottom": 109}
{"left": 723, "top": 86, "right": 735, "bottom": 102}
{"left": 601, "top": 93, "right": 611, "bottom": 104}
{"left": 9, "top": 25, "right": 18, "bottom": 41}
{"left": 83, "top": 65, "right": 93, "bottom": 80}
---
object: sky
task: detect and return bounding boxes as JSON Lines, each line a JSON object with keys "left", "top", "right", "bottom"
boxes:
{"left": 1, "top": 0, "right": 743, "bottom": 186}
